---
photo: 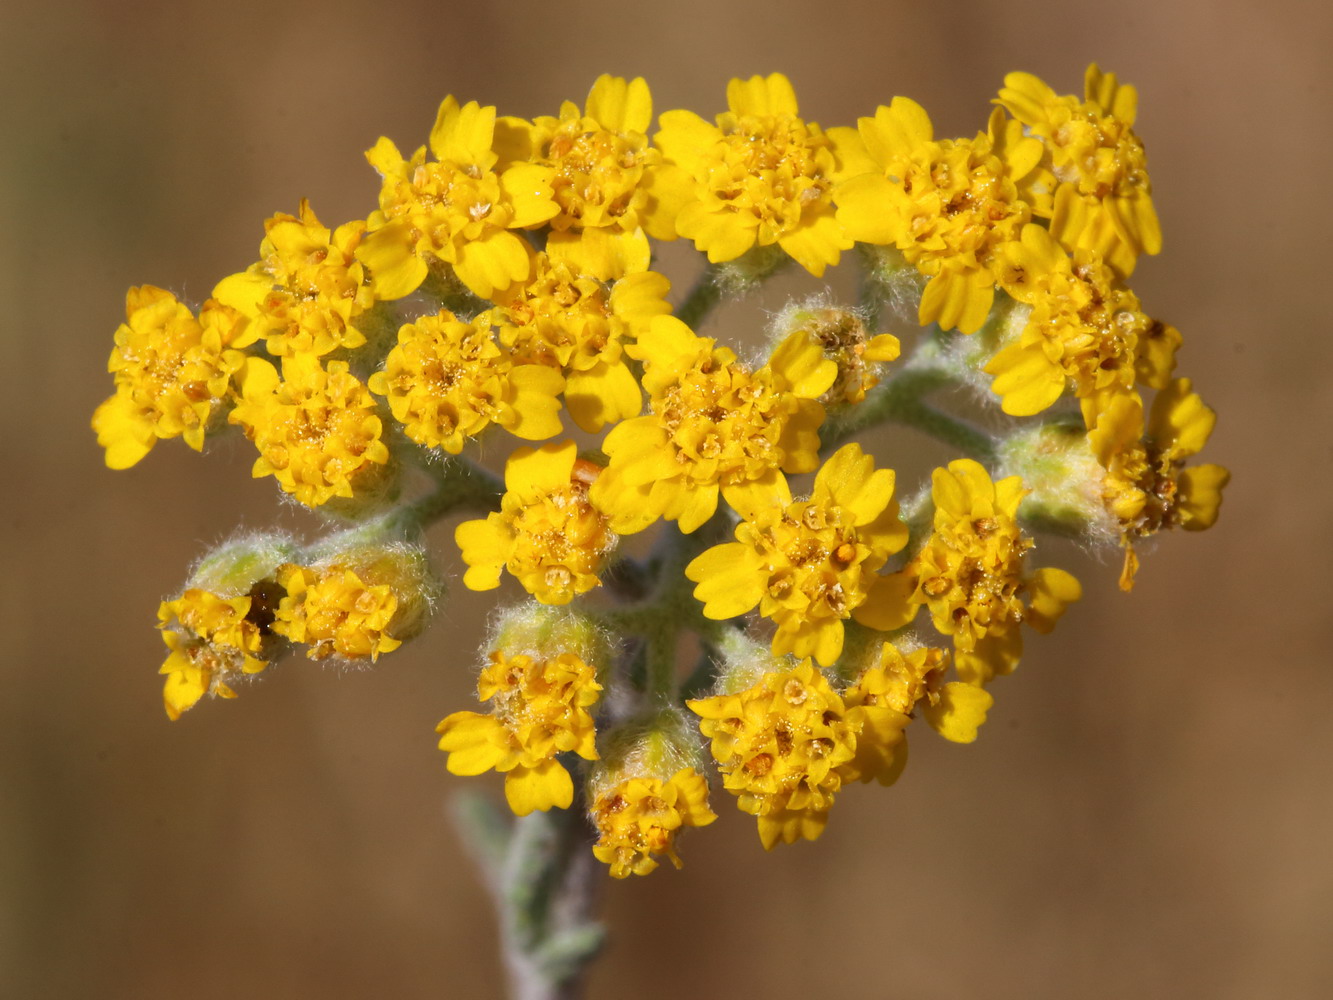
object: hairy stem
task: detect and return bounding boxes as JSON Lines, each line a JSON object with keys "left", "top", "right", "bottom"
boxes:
{"left": 673, "top": 263, "right": 724, "bottom": 330}
{"left": 821, "top": 366, "right": 998, "bottom": 463}
{"left": 455, "top": 793, "right": 604, "bottom": 1000}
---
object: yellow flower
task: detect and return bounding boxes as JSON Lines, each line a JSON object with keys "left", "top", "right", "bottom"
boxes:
{"left": 92, "top": 287, "right": 255, "bottom": 469}
{"left": 1087, "top": 380, "right": 1229, "bottom": 589}
{"left": 271, "top": 562, "right": 403, "bottom": 660}
{"left": 455, "top": 441, "right": 616, "bottom": 605}
{"left": 157, "top": 589, "right": 272, "bottom": 721}
{"left": 842, "top": 642, "right": 993, "bottom": 761}
{"left": 774, "top": 303, "right": 901, "bottom": 406}
{"left": 861, "top": 460, "right": 1081, "bottom": 685}
{"left": 835, "top": 102, "right": 1042, "bottom": 333}
{"left": 213, "top": 200, "right": 375, "bottom": 358}
{"left": 497, "top": 75, "right": 687, "bottom": 279}
{"left": 655, "top": 73, "right": 859, "bottom": 276}
{"left": 686, "top": 443, "right": 908, "bottom": 666}
{"left": 688, "top": 659, "right": 862, "bottom": 849}
{"left": 985, "top": 224, "right": 1178, "bottom": 421}
{"left": 996, "top": 64, "right": 1160, "bottom": 275}
{"left": 229, "top": 353, "right": 391, "bottom": 507}
{"left": 491, "top": 253, "right": 671, "bottom": 432}
{"left": 357, "top": 96, "right": 559, "bottom": 299}
{"left": 589, "top": 316, "right": 836, "bottom": 534}
{"left": 367, "top": 309, "right": 564, "bottom": 453}
{"left": 437, "top": 649, "right": 602, "bottom": 816}
{"left": 590, "top": 768, "right": 716, "bottom": 878}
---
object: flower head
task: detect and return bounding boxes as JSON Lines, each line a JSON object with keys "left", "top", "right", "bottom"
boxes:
{"left": 437, "top": 646, "right": 602, "bottom": 816}
{"left": 656, "top": 73, "right": 857, "bottom": 276}
{"left": 986, "top": 224, "right": 1178, "bottom": 421}
{"left": 836, "top": 103, "right": 1042, "bottom": 333}
{"left": 590, "top": 316, "right": 835, "bottom": 534}
{"left": 590, "top": 768, "right": 716, "bottom": 878}
{"left": 367, "top": 309, "right": 564, "bottom": 453}
{"left": 455, "top": 441, "right": 616, "bottom": 605}
{"left": 498, "top": 75, "right": 683, "bottom": 278}
{"left": 356, "top": 96, "right": 558, "bottom": 299}
{"left": 229, "top": 353, "right": 391, "bottom": 507}
{"left": 687, "top": 443, "right": 908, "bottom": 666}
{"left": 863, "top": 460, "right": 1081, "bottom": 684}
{"left": 93, "top": 288, "right": 255, "bottom": 469}
{"left": 771, "top": 301, "right": 901, "bottom": 406}
{"left": 1088, "top": 380, "right": 1229, "bottom": 589}
{"left": 996, "top": 64, "right": 1159, "bottom": 275}
{"left": 688, "top": 659, "right": 862, "bottom": 849}
{"left": 271, "top": 563, "right": 403, "bottom": 661}
{"left": 157, "top": 586, "right": 278, "bottom": 720}
{"left": 491, "top": 254, "right": 671, "bottom": 432}
{"left": 213, "top": 200, "right": 375, "bottom": 358}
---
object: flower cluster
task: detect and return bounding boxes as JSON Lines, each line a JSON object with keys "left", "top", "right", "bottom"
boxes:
{"left": 98, "top": 67, "right": 1227, "bottom": 877}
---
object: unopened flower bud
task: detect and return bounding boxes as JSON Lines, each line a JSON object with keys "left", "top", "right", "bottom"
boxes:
{"left": 996, "top": 422, "right": 1117, "bottom": 544}
{"left": 488, "top": 601, "right": 609, "bottom": 671}
{"left": 274, "top": 518, "right": 441, "bottom": 661}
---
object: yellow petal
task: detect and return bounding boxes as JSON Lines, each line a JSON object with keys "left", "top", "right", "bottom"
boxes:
{"left": 92, "top": 393, "right": 155, "bottom": 470}
{"left": 505, "top": 440, "right": 577, "bottom": 500}
{"left": 453, "top": 230, "right": 532, "bottom": 299}
{"left": 499, "top": 162, "right": 560, "bottom": 228}
{"left": 676, "top": 202, "right": 758, "bottom": 262}
{"left": 454, "top": 516, "right": 510, "bottom": 590}
{"left": 859, "top": 98, "right": 933, "bottom": 165}
{"left": 430, "top": 97, "right": 496, "bottom": 167}
{"left": 834, "top": 172, "right": 898, "bottom": 245}
{"left": 814, "top": 443, "right": 896, "bottom": 527}
{"left": 586, "top": 74, "right": 652, "bottom": 134}
{"left": 437, "top": 712, "right": 511, "bottom": 774}
{"left": 922, "top": 682, "right": 994, "bottom": 744}
{"left": 1026, "top": 567, "right": 1081, "bottom": 633}
{"left": 852, "top": 572, "right": 918, "bottom": 631}
{"left": 505, "top": 760, "right": 573, "bottom": 815}
{"left": 986, "top": 341, "right": 1066, "bottom": 416}
{"left": 919, "top": 267, "right": 994, "bottom": 334}
{"left": 1178, "top": 464, "right": 1230, "bottom": 531}
{"left": 727, "top": 73, "right": 798, "bottom": 117}
{"left": 357, "top": 222, "right": 428, "bottom": 300}
{"left": 777, "top": 208, "right": 850, "bottom": 277}
{"left": 687, "top": 543, "right": 766, "bottom": 619}
{"left": 504, "top": 364, "right": 565, "bottom": 441}
{"left": 721, "top": 469, "right": 792, "bottom": 522}
{"left": 768, "top": 330, "right": 838, "bottom": 399}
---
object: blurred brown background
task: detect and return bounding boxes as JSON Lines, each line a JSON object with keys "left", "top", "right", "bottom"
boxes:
{"left": 4, "top": 0, "right": 1330, "bottom": 996}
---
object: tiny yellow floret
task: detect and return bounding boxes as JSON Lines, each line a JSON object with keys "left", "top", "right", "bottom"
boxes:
{"left": 93, "top": 288, "right": 255, "bottom": 469}
{"left": 590, "top": 768, "right": 717, "bottom": 878}
{"left": 688, "top": 659, "right": 864, "bottom": 849}
{"left": 455, "top": 442, "right": 616, "bottom": 605}
{"left": 367, "top": 309, "right": 564, "bottom": 453}
{"left": 656, "top": 73, "right": 858, "bottom": 276}
{"left": 271, "top": 562, "right": 403, "bottom": 660}
{"left": 686, "top": 443, "right": 908, "bottom": 666}
{"left": 229, "top": 353, "right": 390, "bottom": 507}
{"left": 437, "top": 649, "right": 602, "bottom": 816}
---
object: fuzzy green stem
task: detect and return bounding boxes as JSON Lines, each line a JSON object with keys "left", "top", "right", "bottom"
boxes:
{"left": 674, "top": 263, "right": 724, "bottom": 329}
{"left": 821, "top": 366, "right": 998, "bottom": 463}
{"left": 404, "top": 457, "right": 504, "bottom": 526}
{"left": 455, "top": 794, "right": 604, "bottom": 1000}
